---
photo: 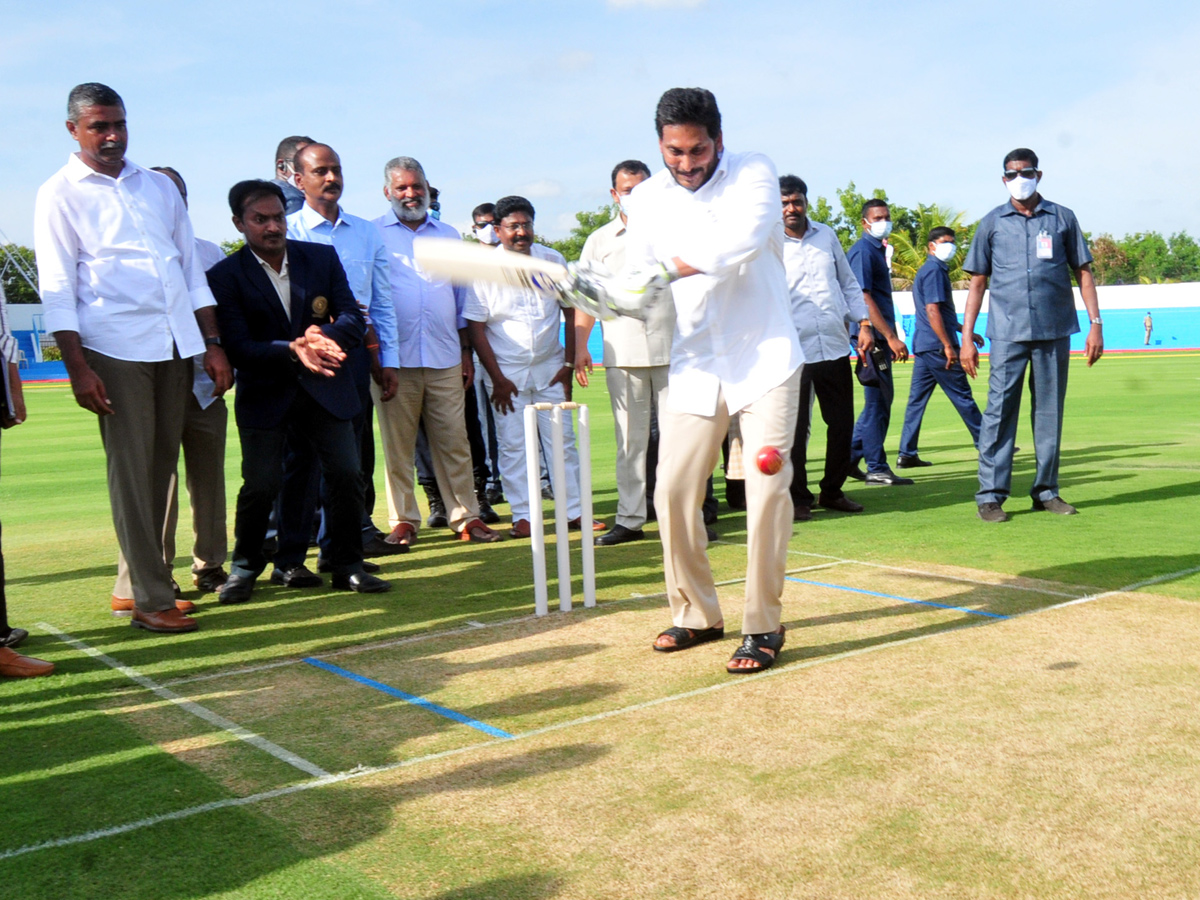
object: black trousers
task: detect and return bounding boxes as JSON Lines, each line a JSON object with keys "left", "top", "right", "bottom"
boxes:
{"left": 232, "top": 391, "right": 365, "bottom": 579}
{"left": 790, "top": 356, "right": 855, "bottom": 506}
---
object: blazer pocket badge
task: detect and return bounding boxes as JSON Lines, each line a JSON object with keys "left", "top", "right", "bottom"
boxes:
{"left": 312, "top": 295, "right": 329, "bottom": 317}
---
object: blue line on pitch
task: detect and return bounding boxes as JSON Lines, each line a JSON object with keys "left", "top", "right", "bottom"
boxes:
{"left": 303, "top": 658, "right": 514, "bottom": 739}
{"left": 784, "top": 578, "right": 1010, "bottom": 620}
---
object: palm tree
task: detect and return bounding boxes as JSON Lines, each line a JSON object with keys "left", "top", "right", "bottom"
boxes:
{"left": 889, "top": 204, "right": 974, "bottom": 289}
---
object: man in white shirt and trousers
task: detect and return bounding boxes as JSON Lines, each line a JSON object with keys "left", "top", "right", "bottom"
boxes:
{"left": 621, "top": 88, "right": 804, "bottom": 673}
{"left": 35, "top": 83, "right": 232, "bottom": 635}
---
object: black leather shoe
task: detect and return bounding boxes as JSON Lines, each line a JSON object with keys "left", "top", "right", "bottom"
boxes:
{"left": 596, "top": 524, "right": 645, "bottom": 546}
{"left": 1, "top": 627, "right": 29, "bottom": 649}
{"left": 270, "top": 565, "right": 323, "bottom": 588}
{"left": 865, "top": 470, "right": 915, "bottom": 486}
{"left": 317, "top": 558, "right": 379, "bottom": 574}
{"left": 846, "top": 463, "right": 867, "bottom": 481}
{"left": 896, "top": 455, "right": 933, "bottom": 469}
{"left": 426, "top": 492, "right": 449, "bottom": 528}
{"left": 818, "top": 494, "right": 864, "bottom": 513}
{"left": 793, "top": 504, "right": 812, "bottom": 522}
{"left": 219, "top": 574, "right": 256, "bottom": 604}
{"left": 331, "top": 572, "right": 392, "bottom": 593}
{"left": 706, "top": 526, "right": 718, "bottom": 542}
{"left": 362, "top": 536, "right": 409, "bottom": 557}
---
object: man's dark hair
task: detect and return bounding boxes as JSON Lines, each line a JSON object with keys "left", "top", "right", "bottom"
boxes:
{"left": 861, "top": 198, "right": 889, "bottom": 219}
{"left": 494, "top": 195, "right": 535, "bottom": 224}
{"left": 611, "top": 159, "right": 651, "bottom": 188}
{"left": 229, "top": 179, "right": 286, "bottom": 218}
{"left": 1003, "top": 147, "right": 1038, "bottom": 169}
{"left": 779, "top": 174, "right": 808, "bottom": 197}
{"left": 151, "top": 166, "right": 185, "bottom": 193}
{"left": 655, "top": 88, "right": 721, "bottom": 140}
{"left": 275, "top": 135, "right": 315, "bottom": 166}
{"left": 472, "top": 202, "right": 496, "bottom": 222}
{"left": 928, "top": 226, "right": 956, "bottom": 243}
{"left": 67, "top": 83, "right": 124, "bottom": 122}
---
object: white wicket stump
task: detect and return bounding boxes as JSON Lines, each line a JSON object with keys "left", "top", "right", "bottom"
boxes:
{"left": 523, "top": 402, "right": 597, "bottom": 616}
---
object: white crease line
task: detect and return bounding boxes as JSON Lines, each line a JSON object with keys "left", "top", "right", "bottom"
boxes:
{"left": 37, "top": 623, "right": 328, "bottom": 778}
{"left": 5, "top": 616, "right": 986, "bottom": 861}
{"left": 1027, "top": 565, "right": 1200, "bottom": 613}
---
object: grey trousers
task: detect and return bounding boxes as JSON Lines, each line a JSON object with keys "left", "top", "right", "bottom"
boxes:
{"left": 114, "top": 393, "right": 228, "bottom": 596}
{"left": 87, "top": 350, "right": 191, "bottom": 613}
{"left": 976, "top": 337, "right": 1070, "bottom": 506}
{"left": 606, "top": 364, "right": 670, "bottom": 530}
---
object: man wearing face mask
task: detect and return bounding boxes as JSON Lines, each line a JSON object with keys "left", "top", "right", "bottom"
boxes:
{"left": 372, "top": 157, "right": 500, "bottom": 547}
{"left": 846, "top": 199, "right": 912, "bottom": 485}
{"left": 574, "top": 160, "right": 675, "bottom": 546}
{"left": 961, "top": 149, "right": 1103, "bottom": 522}
{"left": 896, "top": 226, "right": 984, "bottom": 466}
{"left": 272, "top": 135, "right": 314, "bottom": 216}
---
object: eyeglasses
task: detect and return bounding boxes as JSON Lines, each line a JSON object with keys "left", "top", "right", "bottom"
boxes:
{"left": 1003, "top": 168, "right": 1038, "bottom": 181}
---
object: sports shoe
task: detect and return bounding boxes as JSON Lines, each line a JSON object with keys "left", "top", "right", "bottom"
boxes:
{"left": 193, "top": 569, "right": 228, "bottom": 593}
{"left": 977, "top": 502, "right": 1008, "bottom": 523}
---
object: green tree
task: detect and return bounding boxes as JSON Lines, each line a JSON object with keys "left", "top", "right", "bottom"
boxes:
{"left": 220, "top": 239, "right": 244, "bottom": 256}
{"left": 887, "top": 205, "right": 975, "bottom": 289}
{"left": 544, "top": 204, "right": 615, "bottom": 262}
{"left": 1, "top": 244, "right": 40, "bottom": 303}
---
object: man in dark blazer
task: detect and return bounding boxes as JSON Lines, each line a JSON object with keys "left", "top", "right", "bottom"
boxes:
{"left": 207, "top": 180, "right": 390, "bottom": 602}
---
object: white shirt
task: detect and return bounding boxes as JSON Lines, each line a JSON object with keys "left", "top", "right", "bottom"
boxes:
{"left": 623, "top": 150, "right": 803, "bottom": 416}
{"left": 34, "top": 154, "right": 214, "bottom": 362}
{"left": 463, "top": 244, "right": 568, "bottom": 392}
{"left": 191, "top": 238, "right": 227, "bottom": 409}
{"left": 783, "top": 220, "right": 868, "bottom": 363}
{"left": 252, "top": 250, "right": 291, "bottom": 320}
{"left": 579, "top": 215, "right": 674, "bottom": 368}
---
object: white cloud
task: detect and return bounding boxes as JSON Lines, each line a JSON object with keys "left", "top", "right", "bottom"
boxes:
{"left": 518, "top": 180, "right": 564, "bottom": 198}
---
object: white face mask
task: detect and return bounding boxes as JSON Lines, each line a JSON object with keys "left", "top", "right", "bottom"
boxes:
{"left": 474, "top": 222, "right": 499, "bottom": 245}
{"left": 1006, "top": 174, "right": 1039, "bottom": 201}
{"left": 933, "top": 242, "right": 957, "bottom": 262}
{"left": 867, "top": 219, "right": 892, "bottom": 239}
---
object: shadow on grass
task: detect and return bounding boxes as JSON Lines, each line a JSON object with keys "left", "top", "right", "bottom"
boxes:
{"left": 3, "top": 744, "right": 602, "bottom": 900}
{"left": 1022, "top": 553, "right": 1200, "bottom": 591}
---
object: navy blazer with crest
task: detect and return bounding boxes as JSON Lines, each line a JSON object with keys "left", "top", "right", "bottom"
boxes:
{"left": 207, "top": 240, "right": 366, "bottom": 429}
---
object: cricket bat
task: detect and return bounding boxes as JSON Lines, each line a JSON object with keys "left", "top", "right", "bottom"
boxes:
{"left": 413, "top": 238, "right": 570, "bottom": 295}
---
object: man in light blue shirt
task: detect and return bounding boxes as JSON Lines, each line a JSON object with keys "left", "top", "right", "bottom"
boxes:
{"left": 373, "top": 156, "right": 498, "bottom": 545}
{"left": 276, "top": 143, "right": 403, "bottom": 583}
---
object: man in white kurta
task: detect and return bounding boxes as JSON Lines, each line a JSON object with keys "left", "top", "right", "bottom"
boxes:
{"left": 623, "top": 88, "right": 803, "bottom": 672}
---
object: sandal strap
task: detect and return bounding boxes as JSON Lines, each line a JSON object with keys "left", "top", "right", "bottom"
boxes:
{"left": 658, "top": 626, "right": 696, "bottom": 642}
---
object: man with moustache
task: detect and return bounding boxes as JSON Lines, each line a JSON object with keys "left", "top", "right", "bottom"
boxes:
{"left": 373, "top": 157, "right": 499, "bottom": 546}
{"left": 208, "top": 180, "right": 389, "bottom": 602}
{"left": 281, "top": 142, "right": 402, "bottom": 586}
{"left": 618, "top": 88, "right": 804, "bottom": 674}
{"left": 35, "top": 83, "right": 232, "bottom": 634}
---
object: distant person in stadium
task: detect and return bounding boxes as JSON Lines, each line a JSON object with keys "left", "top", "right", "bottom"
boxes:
{"left": 847, "top": 199, "right": 912, "bottom": 485}
{"left": 961, "top": 148, "right": 1104, "bottom": 522}
{"left": 779, "top": 174, "right": 871, "bottom": 522}
{"left": 1144, "top": 311, "right": 1153, "bottom": 345}
{"left": 207, "top": 180, "right": 389, "bottom": 602}
{"left": 35, "top": 82, "right": 231, "bottom": 635}
{"left": 0, "top": 281, "right": 55, "bottom": 677}
{"left": 895, "top": 226, "right": 984, "bottom": 466}
{"left": 272, "top": 135, "right": 313, "bottom": 215}
{"left": 465, "top": 195, "right": 599, "bottom": 538}
{"left": 574, "top": 159, "right": 675, "bottom": 546}
{"left": 622, "top": 87, "right": 803, "bottom": 673}
{"left": 111, "top": 166, "right": 231, "bottom": 614}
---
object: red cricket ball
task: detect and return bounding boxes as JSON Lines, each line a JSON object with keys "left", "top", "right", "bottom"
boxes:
{"left": 756, "top": 446, "right": 784, "bottom": 476}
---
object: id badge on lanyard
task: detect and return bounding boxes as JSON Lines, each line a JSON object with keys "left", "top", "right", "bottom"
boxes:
{"left": 1036, "top": 229, "right": 1053, "bottom": 260}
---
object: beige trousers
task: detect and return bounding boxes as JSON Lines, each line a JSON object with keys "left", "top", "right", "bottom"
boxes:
{"left": 114, "top": 394, "right": 228, "bottom": 596}
{"left": 606, "top": 364, "right": 670, "bottom": 530}
{"left": 655, "top": 368, "right": 801, "bottom": 635}
{"left": 373, "top": 365, "right": 479, "bottom": 533}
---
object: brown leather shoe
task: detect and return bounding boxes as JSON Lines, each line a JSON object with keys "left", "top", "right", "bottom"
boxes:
{"left": 131, "top": 607, "right": 198, "bottom": 634}
{"left": 509, "top": 518, "right": 532, "bottom": 539}
{"left": 818, "top": 494, "right": 865, "bottom": 514}
{"left": 0, "top": 646, "right": 55, "bottom": 678}
{"left": 112, "top": 595, "right": 196, "bottom": 616}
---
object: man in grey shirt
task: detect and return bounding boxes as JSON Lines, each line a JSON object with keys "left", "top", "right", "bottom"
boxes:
{"left": 961, "top": 148, "right": 1104, "bottom": 523}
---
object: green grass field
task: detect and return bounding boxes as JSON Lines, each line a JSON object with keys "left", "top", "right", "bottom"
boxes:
{"left": 2, "top": 352, "right": 1199, "bottom": 899}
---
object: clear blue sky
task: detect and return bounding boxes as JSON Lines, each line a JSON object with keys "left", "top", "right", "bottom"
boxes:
{"left": 4, "top": 1, "right": 1198, "bottom": 248}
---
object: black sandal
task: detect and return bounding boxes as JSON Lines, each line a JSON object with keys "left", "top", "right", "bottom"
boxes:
{"left": 725, "top": 627, "right": 786, "bottom": 673}
{"left": 653, "top": 624, "right": 725, "bottom": 653}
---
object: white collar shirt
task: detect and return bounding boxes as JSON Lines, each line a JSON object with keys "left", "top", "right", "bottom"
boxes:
{"left": 252, "top": 249, "right": 291, "bottom": 320}
{"left": 34, "top": 154, "right": 214, "bottom": 362}
{"left": 579, "top": 215, "right": 674, "bottom": 368}
{"left": 463, "top": 244, "right": 567, "bottom": 392}
{"left": 622, "top": 150, "right": 803, "bottom": 416}
{"left": 190, "top": 237, "right": 227, "bottom": 409}
{"left": 784, "top": 220, "right": 867, "bottom": 363}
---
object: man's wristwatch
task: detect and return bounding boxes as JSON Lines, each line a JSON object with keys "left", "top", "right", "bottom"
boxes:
{"left": 204, "top": 336, "right": 222, "bottom": 347}
{"left": 1090, "top": 316, "right": 1103, "bottom": 325}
